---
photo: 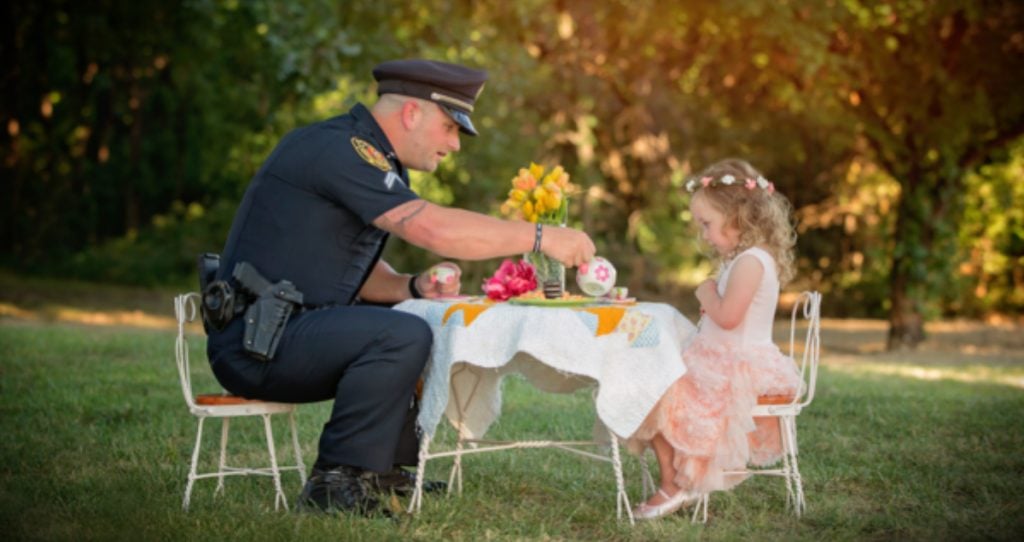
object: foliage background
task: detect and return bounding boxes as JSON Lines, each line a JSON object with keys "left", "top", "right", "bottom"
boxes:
{"left": 2, "top": 0, "right": 1023, "bottom": 344}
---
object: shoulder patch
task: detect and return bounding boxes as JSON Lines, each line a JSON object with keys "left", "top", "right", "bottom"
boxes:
{"left": 351, "top": 137, "right": 391, "bottom": 171}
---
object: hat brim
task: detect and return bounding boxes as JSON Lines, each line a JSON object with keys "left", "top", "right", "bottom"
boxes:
{"left": 439, "top": 105, "right": 478, "bottom": 136}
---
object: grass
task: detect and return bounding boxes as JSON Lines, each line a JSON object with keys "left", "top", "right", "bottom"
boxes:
{"left": 1, "top": 288, "right": 1023, "bottom": 540}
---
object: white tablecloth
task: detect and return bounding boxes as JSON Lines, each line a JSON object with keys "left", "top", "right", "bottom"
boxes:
{"left": 393, "top": 299, "right": 696, "bottom": 440}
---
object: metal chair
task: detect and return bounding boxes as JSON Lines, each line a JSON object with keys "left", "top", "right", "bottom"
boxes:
{"left": 689, "top": 290, "right": 822, "bottom": 522}
{"left": 174, "top": 292, "right": 306, "bottom": 511}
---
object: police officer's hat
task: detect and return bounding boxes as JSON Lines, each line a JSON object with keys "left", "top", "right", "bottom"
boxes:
{"left": 373, "top": 59, "right": 488, "bottom": 136}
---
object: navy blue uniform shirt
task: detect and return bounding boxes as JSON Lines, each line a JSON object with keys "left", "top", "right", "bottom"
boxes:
{"left": 217, "top": 103, "right": 419, "bottom": 307}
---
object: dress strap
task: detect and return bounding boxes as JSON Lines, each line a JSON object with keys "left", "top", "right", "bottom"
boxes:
{"left": 734, "top": 247, "right": 777, "bottom": 281}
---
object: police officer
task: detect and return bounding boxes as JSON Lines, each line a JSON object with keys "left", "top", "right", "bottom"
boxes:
{"left": 206, "top": 58, "right": 596, "bottom": 516}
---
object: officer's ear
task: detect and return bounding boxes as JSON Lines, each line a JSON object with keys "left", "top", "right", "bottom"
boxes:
{"left": 400, "top": 98, "right": 423, "bottom": 131}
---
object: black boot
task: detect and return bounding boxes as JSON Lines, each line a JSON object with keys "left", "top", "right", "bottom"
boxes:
{"left": 295, "top": 465, "right": 389, "bottom": 517}
{"left": 363, "top": 467, "right": 447, "bottom": 496}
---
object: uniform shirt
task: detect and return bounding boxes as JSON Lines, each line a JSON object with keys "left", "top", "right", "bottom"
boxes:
{"left": 217, "top": 103, "right": 419, "bottom": 307}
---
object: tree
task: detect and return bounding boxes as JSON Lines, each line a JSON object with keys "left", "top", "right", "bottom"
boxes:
{"left": 792, "top": 1, "right": 1024, "bottom": 348}
{"left": 4, "top": 0, "right": 1021, "bottom": 332}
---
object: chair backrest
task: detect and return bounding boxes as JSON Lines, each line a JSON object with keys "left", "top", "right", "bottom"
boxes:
{"left": 787, "top": 291, "right": 822, "bottom": 408}
{"left": 174, "top": 292, "right": 202, "bottom": 411}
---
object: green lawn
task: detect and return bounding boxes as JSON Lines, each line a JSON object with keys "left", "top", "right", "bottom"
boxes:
{"left": 1, "top": 321, "right": 1022, "bottom": 541}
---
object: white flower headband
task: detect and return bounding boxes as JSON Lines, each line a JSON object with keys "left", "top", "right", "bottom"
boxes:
{"left": 685, "top": 174, "right": 775, "bottom": 194}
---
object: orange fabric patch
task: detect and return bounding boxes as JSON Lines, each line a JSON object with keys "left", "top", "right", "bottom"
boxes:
{"left": 442, "top": 303, "right": 492, "bottom": 327}
{"left": 579, "top": 306, "right": 626, "bottom": 336}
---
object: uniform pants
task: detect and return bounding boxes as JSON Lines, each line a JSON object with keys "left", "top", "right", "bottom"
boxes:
{"left": 207, "top": 305, "right": 433, "bottom": 473}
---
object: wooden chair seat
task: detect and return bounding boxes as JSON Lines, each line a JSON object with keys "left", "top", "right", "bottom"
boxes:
{"left": 195, "top": 393, "right": 260, "bottom": 406}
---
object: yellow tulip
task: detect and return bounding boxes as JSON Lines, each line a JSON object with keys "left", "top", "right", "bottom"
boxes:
{"left": 545, "top": 191, "right": 561, "bottom": 211}
{"left": 541, "top": 166, "right": 562, "bottom": 186}
{"left": 557, "top": 173, "right": 572, "bottom": 191}
{"left": 510, "top": 188, "right": 528, "bottom": 202}
{"left": 544, "top": 166, "right": 574, "bottom": 193}
{"left": 513, "top": 169, "right": 536, "bottom": 191}
{"left": 522, "top": 201, "right": 534, "bottom": 218}
{"left": 529, "top": 162, "right": 545, "bottom": 181}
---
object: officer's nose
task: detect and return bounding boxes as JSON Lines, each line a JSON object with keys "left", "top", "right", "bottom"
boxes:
{"left": 450, "top": 132, "right": 461, "bottom": 152}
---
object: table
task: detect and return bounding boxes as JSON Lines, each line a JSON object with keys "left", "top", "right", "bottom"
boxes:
{"left": 393, "top": 297, "right": 696, "bottom": 522}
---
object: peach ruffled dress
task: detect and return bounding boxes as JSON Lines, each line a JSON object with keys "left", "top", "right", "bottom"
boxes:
{"left": 626, "top": 247, "right": 802, "bottom": 494}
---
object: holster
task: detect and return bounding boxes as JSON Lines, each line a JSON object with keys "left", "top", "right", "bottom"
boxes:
{"left": 233, "top": 262, "right": 303, "bottom": 361}
{"left": 241, "top": 297, "right": 293, "bottom": 361}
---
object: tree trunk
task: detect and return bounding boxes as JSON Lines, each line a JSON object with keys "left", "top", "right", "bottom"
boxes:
{"left": 886, "top": 182, "right": 927, "bottom": 350}
{"left": 887, "top": 261, "right": 926, "bottom": 350}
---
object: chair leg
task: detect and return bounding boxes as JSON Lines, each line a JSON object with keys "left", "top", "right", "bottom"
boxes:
{"left": 639, "top": 450, "right": 656, "bottom": 501}
{"left": 287, "top": 410, "right": 307, "bottom": 485}
{"left": 778, "top": 416, "right": 795, "bottom": 512}
{"left": 183, "top": 417, "right": 206, "bottom": 511}
{"left": 781, "top": 416, "right": 805, "bottom": 516}
{"left": 691, "top": 493, "right": 708, "bottom": 523}
{"left": 215, "top": 418, "right": 230, "bottom": 496}
{"left": 261, "top": 413, "right": 287, "bottom": 511}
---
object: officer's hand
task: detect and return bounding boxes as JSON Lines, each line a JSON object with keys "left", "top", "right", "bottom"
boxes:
{"left": 541, "top": 227, "right": 596, "bottom": 268}
{"left": 416, "top": 262, "right": 462, "bottom": 298}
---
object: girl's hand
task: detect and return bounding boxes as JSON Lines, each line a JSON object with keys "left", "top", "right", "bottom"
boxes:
{"left": 695, "top": 278, "right": 719, "bottom": 318}
{"left": 695, "top": 278, "right": 717, "bottom": 306}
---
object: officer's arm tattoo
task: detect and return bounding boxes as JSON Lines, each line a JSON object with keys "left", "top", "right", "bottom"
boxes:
{"left": 382, "top": 200, "right": 429, "bottom": 233}
{"left": 398, "top": 201, "right": 428, "bottom": 225}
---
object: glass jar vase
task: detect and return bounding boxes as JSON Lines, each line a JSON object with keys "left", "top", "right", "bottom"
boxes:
{"left": 525, "top": 251, "right": 565, "bottom": 299}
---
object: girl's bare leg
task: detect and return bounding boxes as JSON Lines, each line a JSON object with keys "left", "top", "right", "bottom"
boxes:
{"left": 642, "top": 433, "right": 682, "bottom": 506}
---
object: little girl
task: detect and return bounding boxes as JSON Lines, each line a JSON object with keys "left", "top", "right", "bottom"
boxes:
{"left": 627, "top": 158, "right": 802, "bottom": 520}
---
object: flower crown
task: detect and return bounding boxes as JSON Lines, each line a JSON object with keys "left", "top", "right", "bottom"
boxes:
{"left": 685, "top": 174, "right": 775, "bottom": 194}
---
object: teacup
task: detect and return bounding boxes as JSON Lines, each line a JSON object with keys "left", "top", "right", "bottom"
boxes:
{"left": 430, "top": 265, "right": 457, "bottom": 285}
{"left": 576, "top": 257, "right": 616, "bottom": 297}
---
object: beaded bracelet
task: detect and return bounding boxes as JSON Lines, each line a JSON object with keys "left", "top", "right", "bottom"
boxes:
{"left": 408, "top": 274, "right": 423, "bottom": 299}
{"left": 532, "top": 223, "right": 543, "bottom": 253}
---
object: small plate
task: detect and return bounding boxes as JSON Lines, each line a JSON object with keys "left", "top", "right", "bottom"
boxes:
{"left": 507, "top": 296, "right": 601, "bottom": 307}
{"left": 430, "top": 295, "right": 480, "bottom": 302}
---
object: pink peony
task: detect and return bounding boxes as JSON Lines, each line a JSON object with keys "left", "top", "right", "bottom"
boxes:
{"left": 483, "top": 259, "right": 537, "bottom": 301}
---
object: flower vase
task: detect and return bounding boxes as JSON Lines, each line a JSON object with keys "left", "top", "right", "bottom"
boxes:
{"left": 525, "top": 251, "right": 565, "bottom": 299}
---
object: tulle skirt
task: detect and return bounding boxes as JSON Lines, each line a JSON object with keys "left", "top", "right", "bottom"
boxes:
{"left": 626, "top": 334, "right": 802, "bottom": 494}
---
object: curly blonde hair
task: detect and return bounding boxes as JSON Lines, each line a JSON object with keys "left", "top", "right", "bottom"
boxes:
{"left": 688, "top": 158, "right": 797, "bottom": 285}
